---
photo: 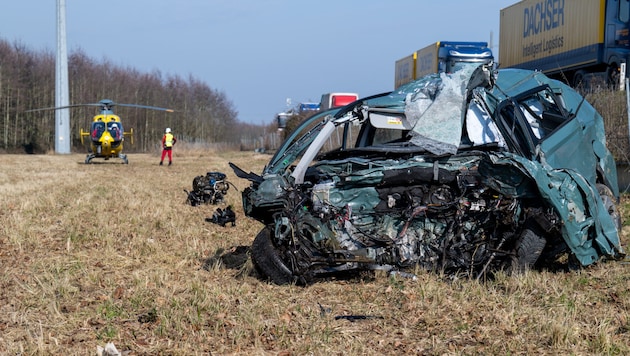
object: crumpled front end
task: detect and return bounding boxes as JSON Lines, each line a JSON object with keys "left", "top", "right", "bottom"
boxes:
{"left": 241, "top": 174, "right": 293, "bottom": 225}
{"left": 243, "top": 151, "right": 623, "bottom": 283}
{"left": 239, "top": 153, "right": 543, "bottom": 280}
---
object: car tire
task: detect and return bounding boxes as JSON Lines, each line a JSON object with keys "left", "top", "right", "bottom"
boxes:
{"left": 597, "top": 183, "right": 622, "bottom": 231}
{"left": 251, "top": 227, "right": 295, "bottom": 285}
{"left": 512, "top": 226, "right": 546, "bottom": 273}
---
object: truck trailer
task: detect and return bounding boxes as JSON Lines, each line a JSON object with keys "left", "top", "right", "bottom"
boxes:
{"left": 499, "top": 0, "right": 630, "bottom": 88}
{"left": 394, "top": 41, "right": 494, "bottom": 88}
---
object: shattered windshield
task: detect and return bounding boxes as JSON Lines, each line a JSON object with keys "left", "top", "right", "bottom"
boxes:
{"left": 405, "top": 69, "right": 472, "bottom": 154}
{"left": 270, "top": 65, "right": 494, "bottom": 176}
{"left": 288, "top": 67, "right": 500, "bottom": 185}
{"left": 369, "top": 65, "right": 482, "bottom": 155}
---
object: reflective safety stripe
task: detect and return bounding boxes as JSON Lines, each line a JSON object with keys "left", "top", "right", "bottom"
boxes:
{"left": 164, "top": 133, "right": 174, "bottom": 147}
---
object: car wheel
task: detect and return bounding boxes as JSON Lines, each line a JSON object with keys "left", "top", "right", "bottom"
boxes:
{"left": 512, "top": 226, "right": 546, "bottom": 273}
{"left": 251, "top": 227, "right": 295, "bottom": 285}
{"left": 597, "top": 183, "right": 622, "bottom": 231}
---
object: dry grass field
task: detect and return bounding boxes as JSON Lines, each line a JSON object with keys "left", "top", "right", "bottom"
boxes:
{"left": 1, "top": 148, "right": 629, "bottom": 355}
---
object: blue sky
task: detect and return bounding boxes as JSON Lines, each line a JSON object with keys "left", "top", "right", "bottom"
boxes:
{"left": 0, "top": 0, "right": 516, "bottom": 125}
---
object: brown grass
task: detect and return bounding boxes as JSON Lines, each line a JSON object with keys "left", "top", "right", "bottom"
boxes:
{"left": 1, "top": 149, "right": 629, "bottom": 355}
{"left": 587, "top": 89, "right": 630, "bottom": 163}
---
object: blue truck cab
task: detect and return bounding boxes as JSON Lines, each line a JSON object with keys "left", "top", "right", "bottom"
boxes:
{"left": 436, "top": 41, "right": 495, "bottom": 74}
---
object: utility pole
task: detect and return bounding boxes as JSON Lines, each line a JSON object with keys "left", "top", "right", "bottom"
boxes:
{"left": 55, "top": 0, "right": 70, "bottom": 153}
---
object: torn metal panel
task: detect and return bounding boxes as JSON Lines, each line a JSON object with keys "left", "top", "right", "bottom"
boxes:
{"left": 480, "top": 152, "right": 624, "bottom": 265}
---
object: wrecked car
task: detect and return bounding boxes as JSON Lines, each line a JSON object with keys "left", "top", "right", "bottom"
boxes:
{"left": 230, "top": 65, "right": 625, "bottom": 285}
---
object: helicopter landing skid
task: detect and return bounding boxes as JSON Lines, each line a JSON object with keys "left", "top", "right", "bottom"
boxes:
{"left": 84, "top": 154, "right": 129, "bottom": 164}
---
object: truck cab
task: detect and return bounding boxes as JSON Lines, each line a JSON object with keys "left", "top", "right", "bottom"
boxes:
{"left": 437, "top": 41, "right": 495, "bottom": 74}
{"left": 396, "top": 41, "right": 495, "bottom": 88}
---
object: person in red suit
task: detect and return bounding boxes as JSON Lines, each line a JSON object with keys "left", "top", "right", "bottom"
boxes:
{"left": 160, "top": 127, "right": 176, "bottom": 166}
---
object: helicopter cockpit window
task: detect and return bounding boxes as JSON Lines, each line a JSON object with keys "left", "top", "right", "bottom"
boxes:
{"left": 108, "top": 122, "right": 122, "bottom": 140}
{"left": 91, "top": 122, "right": 105, "bottom": 140}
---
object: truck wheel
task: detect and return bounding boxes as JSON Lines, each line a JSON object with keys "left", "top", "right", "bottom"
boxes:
{"left": 512, "top": 226, "right": 546, "bottom": 274}
{"left": 251, "top": 227, "right": 295, "bottom": 285}
{"left": 607, "top": 65, "right": 620, "bottom": 89}
{"left": 597, "top": 183, "right": 622, "bottom": 232}
{"left": 573, "top": 70, "right": 586, "bottom": 90}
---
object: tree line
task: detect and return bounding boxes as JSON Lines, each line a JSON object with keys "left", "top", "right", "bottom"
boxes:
{"left": 0, "top": 38, "right": 271, "bottom": 153}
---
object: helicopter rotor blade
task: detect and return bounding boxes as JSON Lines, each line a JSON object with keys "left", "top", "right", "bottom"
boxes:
{"left": 25, "top": 103, "right": 103, "bottom": 112}
{"left": 115, "top": 103, "right": 174, "bottom": 112}
{"left": 26, "top": 101, "right": 174, "bottom": 113}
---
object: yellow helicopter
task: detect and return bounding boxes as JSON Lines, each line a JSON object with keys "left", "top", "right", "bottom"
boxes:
{"left": 31, "top": 99, "right": 173, "bottom": 164}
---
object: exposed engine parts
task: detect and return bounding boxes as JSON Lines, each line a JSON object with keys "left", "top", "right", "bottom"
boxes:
{"left": 185, "top": 171, "right": 232, "bottom": 206}
{"left": 262, "top": 160, "right": 551, "bottom": 283}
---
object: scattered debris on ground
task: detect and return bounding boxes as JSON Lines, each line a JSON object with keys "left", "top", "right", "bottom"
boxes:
{"left": 205, "top": 206, "right": 236, "bottom": 226}
{"left": 185, "top": 171, "right": 234, "bottom": 206}
{"left": 334, "top": 315, "right": 384, "bottom": 322}
{"left": 96, "top": 342, "right": 123, "bottom": 356}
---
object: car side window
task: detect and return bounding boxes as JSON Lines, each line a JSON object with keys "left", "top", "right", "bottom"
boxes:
{"left": 517, "top": 89, "right": 567, "bottom": 138}
{"left": 496, "top": 101, "right": 538, "bottom": 158}
{"left": 519, "top": 98, "right": 545, "bottom": 139}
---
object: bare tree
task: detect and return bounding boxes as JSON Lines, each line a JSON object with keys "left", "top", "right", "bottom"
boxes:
{"left": 0, "top": 38, "right": 252, "bottom": 153}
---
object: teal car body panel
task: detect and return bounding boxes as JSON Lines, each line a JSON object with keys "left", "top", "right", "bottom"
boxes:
{"left": 231, "top": 65, "right": 625, "bottom": 284}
